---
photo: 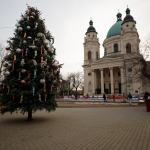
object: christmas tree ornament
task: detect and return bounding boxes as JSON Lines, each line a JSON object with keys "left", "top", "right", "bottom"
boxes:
{"left": 18, "top": 27, "right": 23, "bottom": 32}
{"left": 51, "top": 69, "right": 53, "bottom": 76}
{"left": 20, "top": 94, "right": 23, "bottom": 103}
{"left": 21, "top": 80, "right": 26, "bottom": 84}
{"left": 25, "top": 48, "right": 28, "bottom": 56}
{"left": 41, "top": 55, "right": 43, "bottom": 63}
{"left": 21, "top": 59, "right": 25, "bottom": 66}
{"left": 27, "top": 26, "right": 31, "bottom": 30}
{"left": 52, "top": 63, "right": 56, "bottom": 67}
{"left": 30, "top": 16, "right": 34, "bottom": 19}
{"left": 24, "top": 33, "right": 26, "bottom": 38}
{"left": 5, "top": 71, "right": 10, "bottom": 76}
{"left": 12, "top": 84, "right": 14, "bottom": 89}
{"left": 42, "top": 71, "right": 45, "bottom": 79}
{"left": 59, "top": 80, "right": 62, "bottom": 84}
{"left": 50, "top": 38, "right": 54, "bottom": 44}
{"left": 22, "top": 49, "right": 24, "bottom": 57}
{"left": 31, "top": 12, "right": 35, "bottom": 16}
{"left": 37, "top": 33, "right": 43, "bottom": 37}
{"left": 41, "top": 46, "right": 43, "bottom": 54}
{"left": 21, "top": 69, "right": 26, "bottom": 73}
{"left": 51, "top": 85, "right": 54, "bottom": 91}
{"left": 12, "top": 60, "right": 15, "bottom": 70}
{"left": 54, "top": 70, "right": 57, "bottom": 74}
{"left": 6, "top": 46, "right": 10, "bottom": 50}
{"left": 32, "top": 86, "right": 35, "bottom": 95}
{"left": 14, "top": 55, "right": 16, "bottom": 61}
{"left": 3, "top": 63, "right": 8, "bottom": 67}
{"left": 3, "top": 84, "right": 5, "bottom": 89}
{"left": 18, "top": 72, "right": 21, "bottom": 80}
{"left": 16, "top": 48, "right": 21, "bottom": 53}
{"left": 34, "top": 69, "right": 37, "bottom": 78}
{"left": 45, "top": 94, "right": 47, "bottom": 101}
{"left": 29, "top": 44, "right": 36, "bottom": 49}
{"left": 27, "top": 36, "right": 32, "bottom": 39}
{"left": 44, "top": 82, "right": 46, "bottom": 92}
{"left": 34, "top": 51, "right": 37, "bottom": 58}
{"left": 44, "top": 49, "right": 47, "bottom": 55}
{"left": 34, "top": 22, "right": 38, "bottom": 29}
{"left": 7, "top": 85, "right": 10, "bottom": 95}
{"left": 23, "top": 40, "right": 27, "bottom": 44}
{"left": 39, "top": 94, "right": 41, "bottom": 102}
{"left": 33, "top": 59, "right": 37, "bottom": 66}
{"left": 28, "top": 10, "right": 29, "bottom": 14}
{"left": 28, "top": 73, "right": 32, "bottom": 79}
{"left": 40, "top": 79, "right": 45, "bottom": 84}
{"left": 27, "top": 15, "right": 29, "bottom": 20}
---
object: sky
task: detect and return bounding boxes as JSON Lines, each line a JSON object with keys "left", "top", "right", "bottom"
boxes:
{"left": 0, "top": 0, "right": 150, "bottom": 79}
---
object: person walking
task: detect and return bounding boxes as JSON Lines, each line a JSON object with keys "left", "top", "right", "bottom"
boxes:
{"left": 128, "top": 93, "right": 132, "bottom": 105}
{"left": 123, "top": 93, "right": 125, "bottom": 102}
{"left": 103, "top": 93, "right": 107, "bottom": 102}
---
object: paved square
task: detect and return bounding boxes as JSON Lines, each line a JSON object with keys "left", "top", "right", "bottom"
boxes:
{"left": 0, "top": 106, "right": 150, "bottom": 150}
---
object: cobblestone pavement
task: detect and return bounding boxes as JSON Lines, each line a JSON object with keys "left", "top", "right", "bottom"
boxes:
{"left": 0, "top": 106, "right": 150, "bottom": 150}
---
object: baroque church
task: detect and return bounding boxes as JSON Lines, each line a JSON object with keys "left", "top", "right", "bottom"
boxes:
{"left": 83, "top": 7, "right": 142, "bottom": 96}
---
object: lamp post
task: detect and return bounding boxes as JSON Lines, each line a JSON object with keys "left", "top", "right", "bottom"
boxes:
{"left": 67, "top": 79, "right": 70, "bottom": 97}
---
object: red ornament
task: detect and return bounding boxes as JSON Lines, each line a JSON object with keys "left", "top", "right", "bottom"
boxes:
{"left": 21, "top": 80, "right": 26, "bottom": 84}
{"left": 52, "top": 63, "right": 56, "bottom": 67}
{"left": 30, "top": 16, "right": 34, "bottom": 19}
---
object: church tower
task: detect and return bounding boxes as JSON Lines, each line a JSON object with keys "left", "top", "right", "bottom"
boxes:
{"left": 83, "top": 20, "right": 100, "bottom": 95}
{"left": 121, "top": 6, "right": 140, "bottom": 54}
{"left": 83, "top": 20, "right": 100, "bottom": 65}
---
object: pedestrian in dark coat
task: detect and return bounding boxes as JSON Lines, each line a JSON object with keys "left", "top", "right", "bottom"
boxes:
{"left": 103, "top": 93, "right": 107, "bottom": 102}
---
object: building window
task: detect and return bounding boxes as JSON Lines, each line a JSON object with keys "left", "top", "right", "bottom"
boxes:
{"left": 109, "top": 73, "right": 110, "bottom": 77}
{"left": 103, "top": 73, "right": 105, "bottom": 77}
{"left": 114, "top": 43, "right": 118, "bottom": 52}
{"left": 88, "top": 73, "right": 91, "bottom": 76}
{"left": 88, "top": 51, "right": 91, "bottom": 60}
{"left": 96, "top": 51, "right": 98, "bottom": 60}
{"left": 126, "top": 43, "right": 131, "bottom": 53}
{"left": 128, "top": 68, "right": 132, "bottom": 72}
{"left": 88, "top": 35, "right": 90, "bottom": 37}
{"left": 118, "top": 72, "right": 120, "bottom": 76}
{"left": 93, "top": 34, "right": 94, "bottom": 37}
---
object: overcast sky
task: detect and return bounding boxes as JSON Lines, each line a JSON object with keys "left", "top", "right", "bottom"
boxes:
{"left": 0, "top": 0, "right": 150, "bottom": 78}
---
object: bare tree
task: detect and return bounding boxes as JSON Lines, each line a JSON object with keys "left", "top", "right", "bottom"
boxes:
{"left": 122, "top": 34, "right": 150, "bottom": 94}
{"left": 0, "top": 41, "right": 9, "bottom": 80}
{"left": 67, "top": 71, "right": 84, "bottom": 93}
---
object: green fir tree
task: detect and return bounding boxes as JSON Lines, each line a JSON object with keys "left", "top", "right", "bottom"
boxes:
{"left": 0, "top": 6, "right": 62, "bottom": 120}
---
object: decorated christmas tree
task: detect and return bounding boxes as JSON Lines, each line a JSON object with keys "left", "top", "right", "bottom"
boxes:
{"left": 0, "top": 6, "right": 62, "bottom": 120}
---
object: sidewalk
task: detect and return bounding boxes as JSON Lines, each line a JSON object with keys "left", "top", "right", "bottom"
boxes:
{"left": 0, "top": 104, "right": 149, "bottom": 150}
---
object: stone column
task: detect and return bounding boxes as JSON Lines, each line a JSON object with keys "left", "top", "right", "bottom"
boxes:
{"left": 120, "top": 66, "right": 124, "bottom": 94}
{"left": 112, "top": 43, "right": 114, "bottom": 52}
{"left": 109, "top": 67, "right": 114, "bottom": 94}
{"left": 92, "top": 69, "right": 95, "bottom": 94}
{"left": 100, "top": 69, "right": 104, "bottom": 94}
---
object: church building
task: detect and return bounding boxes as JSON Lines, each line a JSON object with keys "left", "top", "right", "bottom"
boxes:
{"left": 83, "top": 7, "right": 142, "bottom": 96}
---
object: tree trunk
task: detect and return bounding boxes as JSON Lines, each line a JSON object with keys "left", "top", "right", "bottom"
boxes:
{"left": 27, "top": 111, "right": 33, "bottom": 121}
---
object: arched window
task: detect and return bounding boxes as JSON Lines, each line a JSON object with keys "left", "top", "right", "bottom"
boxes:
{"left": 114, "top": 44, "right": 118, "bottom": 52}
{"left": 126, "top": 43, "right": 131, "bottom": 53}
{"left": 88, "top": 51, "right": 91, "bottom": 60}
{"left": 96, "top": 51, "right": 98, "bottom": 60}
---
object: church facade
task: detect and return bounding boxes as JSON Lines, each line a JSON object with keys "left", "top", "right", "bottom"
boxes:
{"left": 83, "top": 7, "right": 143, "bottom": 96}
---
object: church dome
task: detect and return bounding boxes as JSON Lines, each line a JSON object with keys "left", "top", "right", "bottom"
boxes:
{"left": 106, "top": 12, "right": 122, "bottom": 39}
{"left": 86, "top": 20, "right": 97, "bottom": 34}
{"left": 122, "top": 7, "right": 136, "bottom": 24}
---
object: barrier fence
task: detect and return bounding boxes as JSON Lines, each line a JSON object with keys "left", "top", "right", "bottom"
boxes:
{"left": 57, "top": 95, "right": 150, "bottom": 102}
